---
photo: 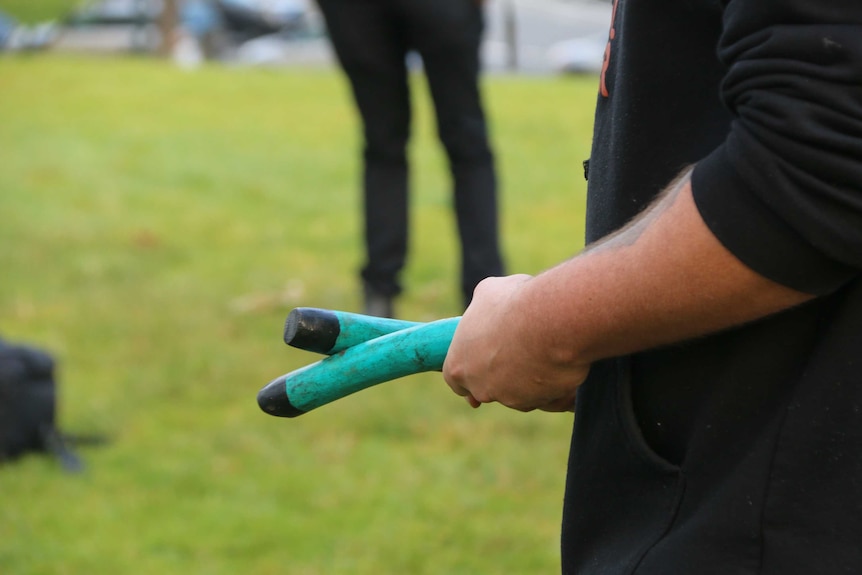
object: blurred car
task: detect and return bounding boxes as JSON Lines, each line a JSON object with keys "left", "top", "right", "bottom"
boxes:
{"left": 64, "top": 0, "right": 160, "bottom": 25}
{"left": 64, "top": 0, "right": 306, "bottom": 41}
{"left": 547, "top": 34, "right": 606, "bottom": 75}
{"left": 0, "top": 8, "right": 59, "bottom": 51}
{"left": 216, "top": 0, "right": 305, "bottom": 41}
{"left": 57, "top": 0, "right": 314, "bottom": 58}
{"left": 0, "top": 9, "right": 17, "bottom": 47}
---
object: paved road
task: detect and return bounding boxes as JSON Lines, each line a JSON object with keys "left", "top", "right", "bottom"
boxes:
{"left": 53, "top": 0, "right": 612, "bottom": 75}
{"left": 231, "top": 0, "right": 612, "bottom": 73}
{"left": 483, "top": 0, "right": 611, "bottom": 73}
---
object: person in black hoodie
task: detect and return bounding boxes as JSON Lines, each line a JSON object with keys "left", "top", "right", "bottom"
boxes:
{"left": 443, "top": 1, "right": 862, "bottom": 573}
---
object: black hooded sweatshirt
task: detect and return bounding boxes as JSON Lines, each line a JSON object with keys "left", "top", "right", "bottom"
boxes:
{"left": 562, "top": 1, "right": 862, "bottom": 573}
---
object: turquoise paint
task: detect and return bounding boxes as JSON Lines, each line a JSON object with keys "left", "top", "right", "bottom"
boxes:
{"left": 326, "top": 311, "right": 421, "bottom": 354}
{"left": 282, "top": 317, "right": 460, "bottom": 412}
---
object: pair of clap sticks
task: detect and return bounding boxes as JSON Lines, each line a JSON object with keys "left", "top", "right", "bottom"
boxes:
{"left": 257, "top": 307, "right": 460, "bottom": 418}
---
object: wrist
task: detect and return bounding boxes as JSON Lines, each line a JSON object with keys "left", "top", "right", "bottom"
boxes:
{"left": 513, "top": 271, "right": 592, "bottom": 370}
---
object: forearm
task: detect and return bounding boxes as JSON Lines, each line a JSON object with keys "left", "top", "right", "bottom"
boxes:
{"left": 514, "top": 170, "right": 813, "bottom": 366}
{"left": 444, "top": 169, "right": 813, "bottom": 411}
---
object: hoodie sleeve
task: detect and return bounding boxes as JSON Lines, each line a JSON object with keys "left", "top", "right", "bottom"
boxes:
{"left": 691, "top": 0, "right": 862, "bottom": 295}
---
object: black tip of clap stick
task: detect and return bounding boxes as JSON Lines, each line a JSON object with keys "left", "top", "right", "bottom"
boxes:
{"left": 283, "top": 307, "right": 341, "bottom": 355}
{"left": 257, "top": 375, "right": 305, "bottom": 418}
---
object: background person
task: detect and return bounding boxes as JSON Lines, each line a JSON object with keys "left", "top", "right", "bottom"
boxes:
{"left": 315, "top": 0, "right": 505, "bottom": 317}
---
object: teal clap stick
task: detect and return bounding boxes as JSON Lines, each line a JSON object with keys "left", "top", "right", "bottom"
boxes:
{"left": 258, "top": 316, "right": 460, "bottom": 418}
{"left": 284, "top": 307, "right": 421, "bottom": 355}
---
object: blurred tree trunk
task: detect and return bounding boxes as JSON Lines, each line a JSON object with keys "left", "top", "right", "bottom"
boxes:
{"left": 503, "top": 0, "right": 518, "bottom": 71}
{"left": 159, "top": 0, "right": 179, "bottom": 56}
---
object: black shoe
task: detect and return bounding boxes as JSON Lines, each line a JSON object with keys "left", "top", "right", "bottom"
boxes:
{"left": 363, "top": 287, "right": 394, "bottom": 318}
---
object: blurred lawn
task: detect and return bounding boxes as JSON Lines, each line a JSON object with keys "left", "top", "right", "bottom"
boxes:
{"left": 0, "top": 53, "right": 596, "bottom": 574}
{"left": 0, "top": 0, "right": 80, "bottom": 23}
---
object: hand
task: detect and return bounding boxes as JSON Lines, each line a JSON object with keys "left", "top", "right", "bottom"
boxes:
{"left": 443, "top": 274, "right": 589, "bottom": 413}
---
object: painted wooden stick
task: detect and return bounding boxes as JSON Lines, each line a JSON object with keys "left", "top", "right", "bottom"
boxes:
{"left": 283, "top": 307, "right": 420, "bottom": 355}
{"left": 258, "top": 311, "right": 460, "bottom": 418}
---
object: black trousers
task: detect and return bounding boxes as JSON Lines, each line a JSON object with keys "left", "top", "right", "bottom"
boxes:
{"left": 316, "top": 0, "right": 505, "bottom": 304}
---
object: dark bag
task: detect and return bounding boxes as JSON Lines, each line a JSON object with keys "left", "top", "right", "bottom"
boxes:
{"left": 0, "top": 338, "right": 83, "bottom": 472}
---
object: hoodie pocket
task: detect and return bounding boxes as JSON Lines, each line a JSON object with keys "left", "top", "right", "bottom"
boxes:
{"left": 561, "top": 357, "right": 684, "bottom": 575}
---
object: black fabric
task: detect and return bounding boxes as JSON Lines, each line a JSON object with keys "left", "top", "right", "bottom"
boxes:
{"left": 315, "top": 0, "right": 504, "bottom": 303}
{"left": 695, "top": 5, "right": 862, "bottom": 291}
{"left": 565, "top": 0, "right": 862, "bottom": 573}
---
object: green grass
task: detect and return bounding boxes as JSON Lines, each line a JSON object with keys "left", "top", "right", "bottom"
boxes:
{"left": 0, "top": 53, "right": 596, "bottom": 574}
{"left": 0, "top": 0, "right": 81, "bottom": 23}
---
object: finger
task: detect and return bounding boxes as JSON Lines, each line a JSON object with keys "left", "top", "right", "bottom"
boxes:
{"left": 444, "top": 377, "right": 472, "bottom": 398}
{"left": 538, "top": 394, "right": 578, "bottom": 413}
{"left": 443, "top": 374, "right": 484, "bottom": 408}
